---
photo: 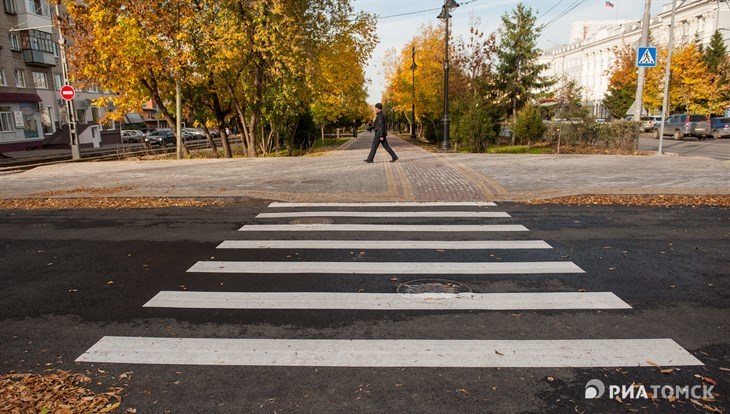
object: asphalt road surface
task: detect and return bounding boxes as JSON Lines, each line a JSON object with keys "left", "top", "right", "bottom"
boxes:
{"left": 1, "top": 201, "right": 728, "bottom": 413}
{"left": 639, "top": 134, "right": 730, "bottom": 160}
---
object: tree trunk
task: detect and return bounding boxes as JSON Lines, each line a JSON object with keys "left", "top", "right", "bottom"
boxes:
{"left": 201, "top": 124, "right": 218, "bottom": 158}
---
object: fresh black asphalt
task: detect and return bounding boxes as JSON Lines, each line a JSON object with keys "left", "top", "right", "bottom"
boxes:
{"left": 0, "top": 202, "right": 727, "bottom": 413}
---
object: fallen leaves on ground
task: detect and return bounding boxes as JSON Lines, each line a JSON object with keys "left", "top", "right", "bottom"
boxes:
{"left": 0, "top": 370, "right": 129, "bottom": 413}
{"left": 524, "top": 194, "right": 730, "bottom": 207}
{"left": 0, "top": 197, "right": 229, "bottom": 210}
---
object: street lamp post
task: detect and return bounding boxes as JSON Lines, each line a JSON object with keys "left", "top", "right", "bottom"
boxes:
{"left": 438, "top": 0, "right": 459, "bottom": 150}
{"left": 410, "top": 46, "right": 417, "bottom": 139}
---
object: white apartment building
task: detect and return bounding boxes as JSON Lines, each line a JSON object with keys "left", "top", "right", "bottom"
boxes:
{"left": 539, "top": 0, "right": 730, "bottom": 118}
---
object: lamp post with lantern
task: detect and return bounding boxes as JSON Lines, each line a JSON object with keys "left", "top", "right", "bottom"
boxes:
{"left": 437, "top": 0, "right": 459, "bottom": 150}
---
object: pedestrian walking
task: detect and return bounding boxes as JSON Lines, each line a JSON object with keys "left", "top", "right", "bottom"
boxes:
{"left": 364, "top": 103, "right": 398, "bottom": 163}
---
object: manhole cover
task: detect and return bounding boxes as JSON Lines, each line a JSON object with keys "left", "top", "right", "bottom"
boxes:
{"left": 288, "top": 218, "right": 335, "bottom": 224}
{"left": 397, "top": 279, "right": 472, "bottom": 296}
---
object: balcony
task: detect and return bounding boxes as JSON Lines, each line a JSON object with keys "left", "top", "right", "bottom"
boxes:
{"left": 22, "top": 48, "right": 56, "bottom": 67}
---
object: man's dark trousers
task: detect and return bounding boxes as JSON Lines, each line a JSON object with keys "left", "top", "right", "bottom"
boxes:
{"left": 365, "top": 110, "right": 398, "bottom": 162}
{"left": 365, "top": 135, "right": 398, "bottom": 162}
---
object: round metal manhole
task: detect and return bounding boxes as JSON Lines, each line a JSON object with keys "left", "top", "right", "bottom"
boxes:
{"left": 288, "top": 217, "right": 336, "bottom": 224}
{"left": 396, "top": 279, "right": 473, "bottom": 302}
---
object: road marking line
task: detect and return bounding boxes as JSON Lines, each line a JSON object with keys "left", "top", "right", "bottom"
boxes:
{"left": 217, "top": 240, "right": 552, "bottom": 250}
{"left": 239, "top": 224, "right": 528, "bottom": 232}
{"left": 144, "top": 291, "right": 631, "bottom": 310}
{"left": 268, "top": 202, "right": 497, "bottom": 207}
{"left": 187, "top": 261, "right": 584, "bottom": 274}
{"left": 76, "top": 337, "right": 703, "bottom": 367}
{"left": 256, "top": 211, "right": 511, "bottom": 218}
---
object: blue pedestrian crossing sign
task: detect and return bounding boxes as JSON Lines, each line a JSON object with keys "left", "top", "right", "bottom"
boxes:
{"left": 637, "top": 47, "right": 657, "bottom": 67}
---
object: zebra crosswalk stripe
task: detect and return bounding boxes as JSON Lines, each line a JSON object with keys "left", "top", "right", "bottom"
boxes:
{"left": 239, "top": 224, "right": 528, "bottom": 232}
{"left": 256, "top": 211, "right": 511, "bottom": 218}
{"left": 268, "top": 202, "right": 498, "bottom": 208}
{"left": 76, "top": 337, "right": 703, "bottom": 367}
{"left": 143, "top": 291, "right": 631, "bottom": 310}
{"left": 187, "top": 261, "right": 585, "bottom": 274}
{"left": 217, "top": 240, "right": 553, "bottom": 250}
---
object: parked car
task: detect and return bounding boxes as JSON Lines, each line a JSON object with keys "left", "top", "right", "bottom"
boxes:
{"left": 145, "top": 128, "right": 176, "bottom": 147}
{"left": 182, "top": 128, "right": 206, "bottom": 141}
{"left": 639, "top": 116, "right": 656, "bottom": 132}
{"left": 653, "top": 114, "right": 710, "bottom": 140}
{"left": 121, "top": 130, "right": 145, "bottom": 143}
{"left": 710, "top": 117, "right": 730, "bottom": 139}
{"left": 649, "top": 115, "right": 664, "bottom": 130}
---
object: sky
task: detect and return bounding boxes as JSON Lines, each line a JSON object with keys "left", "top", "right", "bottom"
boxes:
{"left": 353, "top": 0, "right": 669, "bottom": 103}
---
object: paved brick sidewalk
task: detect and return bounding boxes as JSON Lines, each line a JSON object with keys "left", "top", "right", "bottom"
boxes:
{"left": 0, "top": 134, "right": 728, "bottom": 202}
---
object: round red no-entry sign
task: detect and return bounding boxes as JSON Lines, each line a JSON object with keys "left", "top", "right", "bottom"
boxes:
{"left": 60, "top": 85, "right": 75, "bottom": 101}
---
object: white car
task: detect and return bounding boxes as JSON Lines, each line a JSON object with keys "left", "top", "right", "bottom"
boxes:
{"left": 121, "top": 130, "right": 146, "bottom": 143}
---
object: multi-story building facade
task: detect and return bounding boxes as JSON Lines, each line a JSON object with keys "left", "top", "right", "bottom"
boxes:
{"left": 0, "top": 0, "right": 117, "bottom": 152}
{"left": 539, "top": 0, "right": 730, "bottom": 119}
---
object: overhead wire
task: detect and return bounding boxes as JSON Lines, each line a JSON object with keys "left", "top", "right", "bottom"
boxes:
{"left": 377, "top": 0, "right": 479, "bottom": 20}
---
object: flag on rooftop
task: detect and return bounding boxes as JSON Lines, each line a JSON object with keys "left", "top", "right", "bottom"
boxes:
{"left": 605, "top": 1, "right": 615, "bottom": 7}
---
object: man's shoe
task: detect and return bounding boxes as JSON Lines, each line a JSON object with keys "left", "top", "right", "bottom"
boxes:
{"left": 391, "top": 157, "right": 399, "bottom": 162}
{"left": 363, "top": 159, "right": 373, "bottom": 163}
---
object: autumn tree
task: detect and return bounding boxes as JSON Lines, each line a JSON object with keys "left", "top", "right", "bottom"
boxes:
{"left": 495, "top": 3, "right": 553, "bottom": 144}
{"left": 309, "top": 8, "right": 376, "bottom": 142}
{"left": 645, "top": 43, "right": 713, "bottom": 114}
{"left": 62, "top": 0, "right": 375, "bottom": 158}
{"left": 383, "top": 24, "right": 445, "bottom": 142}
{"left": 602, "top": 44, "right": 636, "bottom": 119}
{"left": 703, "top": 31, "right": 730, "bottom": 115}
{"left": 450, "top": 19, "right": 501, "bottom": 151}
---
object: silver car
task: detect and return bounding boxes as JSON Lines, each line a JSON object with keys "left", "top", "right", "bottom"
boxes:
{"left": 121, "top": 130, "right": 145, "bottom": 143}
{"left": 654, "top": 114, "right": 710, "bottom": 140}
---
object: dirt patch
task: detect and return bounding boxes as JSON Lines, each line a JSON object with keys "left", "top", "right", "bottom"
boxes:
{"left": 523, "top": 194, "right": 730, "bottom": 207}
{"left": 29, "top": 186, "right": 137, "bottom": 197}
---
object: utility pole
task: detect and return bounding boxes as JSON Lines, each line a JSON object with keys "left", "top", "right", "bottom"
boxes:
{"left": 633, "top": 0, "right": 652, "bottom": 125}
{"left": 55, "top": 4, "right": 80, "bottom": 160}
{"left": 658, "top": 0, "right": 678, "bottom": 155}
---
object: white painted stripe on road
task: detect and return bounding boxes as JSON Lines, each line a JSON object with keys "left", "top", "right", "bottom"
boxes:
{"left": 269, "top": 202, "right": 497, "bottom": 207}
{"left": 76, "top": 337, "right": 703, "bottom": 367}
{"left": 187, "top": 261, "right": 585, "bottom": 274}
{"left": 256, "top": 211, "right": 511, "bottom": 218}
{"left": 217, "top": 240, "right": 553, "bottom": 250}
{"left": 239, "top": 224, "right": 528, "bottom": 232}
{"left": 143, "top": 291, "right": 631, "bottom": 310}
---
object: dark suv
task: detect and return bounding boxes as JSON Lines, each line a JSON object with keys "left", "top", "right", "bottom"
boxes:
{"left": 655, "top": 114, "right": 710, "bottom": 140}
{"left": 145, "top": 129, "right": 177, "bottom": 147}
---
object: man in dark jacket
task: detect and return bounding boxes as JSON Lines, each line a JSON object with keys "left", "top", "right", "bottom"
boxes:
{"left": 364, "top": 103, "right": 398, "bottom": 163}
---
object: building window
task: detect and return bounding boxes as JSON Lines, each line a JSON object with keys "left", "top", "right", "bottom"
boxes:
{"left": 9, "top": 33, "right": 20, "bottom": 51}
{"left": 14, "top": 69, "right": 26, "bottom": 88}
{"left": 53, "top": 43, "right": 59, "bottom": 58}
{"left": 91, "top": 106, "right": 99, "bottom": 123}
{"left": 20, "top": 30, "right": 55, "bottom": 54}
{"left": 53, "top": 73, "right": 62, "bottom": 90}
{"left": 42, "top": 106, "right": 54, "bottom": 134}
{"left": 0, "top": 107, "right": 14, "bottom": 132}
{"left": 3, "top": 0, "right": 16, "bottom": 14}
{"left": 0, "top": 70, "right": 6, "bottom": 86}
{"left": 76, "top": 109, "right": 86, "bottom": 124}
{"left": 29, "top": 0, "right": 51, "bottom": 17}
{"left": 32, "top": 71, "right": 48, "bottom": 89}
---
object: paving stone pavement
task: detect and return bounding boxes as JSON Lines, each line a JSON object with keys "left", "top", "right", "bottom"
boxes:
{"left": 0, "top": 134, "right": 728, "bottom": 202}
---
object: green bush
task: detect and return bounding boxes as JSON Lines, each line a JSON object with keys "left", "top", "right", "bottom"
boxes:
{"left": 513, "top": 104, "right": 546, "bottom": 144}
{"left": 543, "top": 121, "right": 638, "bottom": 150}
{"left": 453, "top": 104, "right": 498, "bottom": 153}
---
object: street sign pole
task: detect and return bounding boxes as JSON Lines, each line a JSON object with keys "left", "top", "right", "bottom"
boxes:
{"left": 658, "top": 0, "right": 678, "bottom": 155}
{"left": 55, "top": 4, "right": 80, "bottom": 160}
{"left": 633, "top": 0, "right": 651, "bottom": 143}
